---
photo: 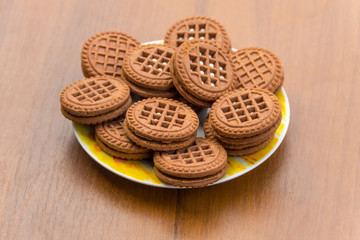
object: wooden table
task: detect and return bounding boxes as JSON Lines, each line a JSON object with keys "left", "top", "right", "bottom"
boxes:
{"left": 1, "top": 0, "right": 359, "bottom": 239}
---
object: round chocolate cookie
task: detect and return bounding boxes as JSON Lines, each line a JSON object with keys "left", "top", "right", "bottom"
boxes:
{"left": 60, "top": 77, "right": 131, "bottom": 124}
{"left": 123, "top": 44, "right": 176, "bottom": 90}
{"left": 172, "top": 40, "right": 235, "bottom": 103}
{"left": 125, "top": 97, "right": 199, "bottom": 142}
{"left": 81, "top": 31, "right": 140, "bottom": 79}
{"left": 95, "top": 117, "right": 150, "bottom": 154}
{"left": 164, "top": 16, "right": 232, "bottom": 53}
{"left": 209, "top": 88, "right": 281, "bottom": 138}
{"left": 122, "top": 72, "right": 178, "bottom": 99}
{"left": 95, "top": 134, "right": 152, "bottom": 160}
{"left": 203, "top": 116, "right": 281, "bottom": 146}
{"left": 231, "top": 47, "right": 284, "bottom": 93}
{"left": 154, "top": 138, "right": 228, "bottom": 178}
{"left": 153, "top": 165, "right": 227, "bottom": 188}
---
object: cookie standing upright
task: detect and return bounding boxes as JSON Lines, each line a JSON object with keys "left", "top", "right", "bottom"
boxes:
{"left": 171, "top": 40, "right": 235, "bottom": 108}
{"left": 81, "top": 31, "right": 140, "bottom": 79}
{"left": 231, "top": 47, "right": 284, "bottom": 93}
{"left": 122, "top": 44, "right": 177, "bottom": 98}
{"left": 124, "top": 97, "right": 199, "bottom": 151}
{"left": 164, "top": 16, "right": 232, "bottom": 53}
{"left": 60, "top": 77, "right": 131, "bottom": 124}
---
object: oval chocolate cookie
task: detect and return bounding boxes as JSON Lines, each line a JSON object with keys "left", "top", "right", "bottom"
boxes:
{"left": 172, "top": 40, "right": 235, "bottom": 103}
{"left": 231, "top": 47, "right": 284, "bottom": 93}
{"left": 123, "top": 44, "right": 176, "bottom": 90}
{"left": 81, "top": 31, "right": 140, "bottom": 79}
{"left": 164, "top": 16, "right": 232, "bottom": 53}
{"left": 126, "top": 97, "right": 199, "bottom": 142}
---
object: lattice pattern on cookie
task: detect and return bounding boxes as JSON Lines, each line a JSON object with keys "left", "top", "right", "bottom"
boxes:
{"left": 105, "top": 120, "right": 128, "bottom": 140}
{"left": 221, "top": 92, "right": 269, "bottom": 124}
{"left": 168, "top": 144, "right": 215, "bottom": 164}
{"left": 188, "top": 46, "right": 228, "bottom": 87}
{"left": 175, "top": 23, "right": 218, "bottom": 47}
{"left": 90, "top": 35, "right": 138, "bottom": 77}
{"left": 232, "top": 50, "right": 274, "bottom": 88}
{"left": 72, "top": 79, "right": 119, "bottom": 103}
{"left": 138, "top": 101, "right": 186, "bottom": 129}
{"left": 135, "top": 48, "right": 173, "bottom": 77}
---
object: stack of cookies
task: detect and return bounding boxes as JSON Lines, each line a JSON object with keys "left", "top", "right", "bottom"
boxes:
{"left": 59, "top": 16, "right": 285, "bottom": 188}
{"left": 205, "top": 88, "right": 282, "bottom": 155}
{"left": 124, "top": 97, "right": 199, "bottom": 151}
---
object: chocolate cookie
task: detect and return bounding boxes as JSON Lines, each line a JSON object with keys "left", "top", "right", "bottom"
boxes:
{"left": 153, "top": 138, "right": 228, "bottom": 187}
{"left": 95, "top": 134, "right": 152, "bottom": 160}
{"left": 171, "top": 40, "right": 235, "bottom": 105}
{"left": 95, "top": 117, "right": 150, "bottom": 154}
{"left": 125, "top": 97, "right": 199, "bottom": 142}
{"left": 153, "top": 165, "right": 227, "bottom": 188}
{"left": 164, "top": 16, "right": 232, "bottom": 53}
{"left": 123, "top": 44, "right": 176, "bottom": 90}
{"left": 122, "top": 72, "right": 178, "bottom": 99}
{"left": 81, "top": 31, "right": 140, "bottom": 79}
{"left": 60, "top": 77, "right": 131, "bottom": 124}
{"left": 209, "top": 88, "right": 281, "bottom": 138}
{"left": 123, "top": 120, "right": 197, "bottom": 151}
{"left": 231, "top": 47, "right": 284, "bottom": 93}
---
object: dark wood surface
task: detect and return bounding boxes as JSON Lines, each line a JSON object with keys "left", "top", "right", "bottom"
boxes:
{"left": 1, "top": 0, "right": 359, "bottom": 239}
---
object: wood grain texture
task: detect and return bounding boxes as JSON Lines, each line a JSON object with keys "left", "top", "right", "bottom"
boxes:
{"left": 0, "top": 0, "right": 359, "bottom": 239}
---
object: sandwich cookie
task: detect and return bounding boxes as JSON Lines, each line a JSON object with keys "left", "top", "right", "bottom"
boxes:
{"left": 60, "top": 77, "right": 131, "bottom": 124}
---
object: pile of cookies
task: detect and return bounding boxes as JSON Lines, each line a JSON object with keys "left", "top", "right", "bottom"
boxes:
{"left": 60, "top": 16, "right": 284, "bottom": 188}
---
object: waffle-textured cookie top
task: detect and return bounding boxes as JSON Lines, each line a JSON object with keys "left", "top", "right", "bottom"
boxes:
{"left": 209, "top": 88, "right": 281, "bottom": 138}
{"left": 123, "top": 44, "right": 175, "bottom": 90}
{"left": 154, "top": 138, "right": 227, "bottom": 178}
{"left": 164, "top": 16, "right": 232, "bottom": 53}
{"left": 60, "top": 77, "right": 130, "bottom": 116}
{"left": 126, "top": 97, "right": 199, "bottom": 141}
{"left": 231, "top": 47, "right": 284, "bottom": 93}
{"left": 173, "top": 40, "right": 235, "bottom": 101}
{"left": 95, "top": 117, "right": 149, "bottom": 153}
{"left": 81, "top": 31, "right": 140, "bottom": 78}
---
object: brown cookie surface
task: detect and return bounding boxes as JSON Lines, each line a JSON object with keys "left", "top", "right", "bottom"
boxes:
{"left": 164, "top": 16, "right": 232, "bottom": 53}
{"left": 122, "top": 74, "right": 178, "bottom": 99}
{"left": 81, "top": 31, "right": 140, "bottom": 78}
{"left": 170, "top": 52, "right": 212, "bottom": 108}
{"left": 123, "top": 44, "right": 175, "bottom": 90}
{"left": 173, "top": 40, "right": 235, "bottom": 102}
{"left": 231, "top": 47, "right": 284, "bottom": 93}
{"left": 95, "top": 117, "right": 150, "bottom": 153}
{"left": 153, "top": 138, "right": 227, "bottom": 178}
{"left": 209, "top": 88, "right": 281, "bottom": 138}
{"left": 153, "top": 165, "right": 227, "bottom": 188}
{"left": 123, "top": 120, "right": 197, "bottom": 151}
{"left": 95, "top": 134, "right": 152, "bottom": 160}
{"left": 226, "top": 136, "right": 274, "bottom": 156}
{"left": 126, "top": 97, "right": 199, "bottom": 142}
{"left": 60, "top": 77, "right": 130, "bottom": 117}
{"left": 203, "top": 116, "right": 281, "bottom": 145}
{"left": 60, "top": 96, "right": 131, "bottom": 125}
